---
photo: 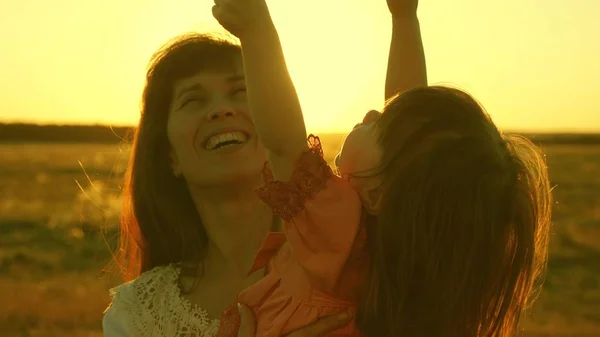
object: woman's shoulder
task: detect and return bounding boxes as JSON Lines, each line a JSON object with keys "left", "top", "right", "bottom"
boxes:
{"left": 103, "top": 264, "right": 219, "bottom": 336}
{"left": 109, "top": 264, "right": 179, "bottom": 302}
{"left": 105, "top": 264, "right": 179, "bottom": 315}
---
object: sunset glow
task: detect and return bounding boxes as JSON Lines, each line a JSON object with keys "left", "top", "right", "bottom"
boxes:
{"left": 1, "top": 0, "right": 598, "bottom": 132}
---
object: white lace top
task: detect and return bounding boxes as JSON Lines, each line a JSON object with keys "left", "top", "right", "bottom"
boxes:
{"left": 102, "top": 265, "right": 220, "bottom": 337}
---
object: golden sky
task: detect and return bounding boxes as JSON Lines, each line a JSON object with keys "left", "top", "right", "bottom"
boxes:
{"left": 0, "top": 0, "right": 598, "bottom": 133}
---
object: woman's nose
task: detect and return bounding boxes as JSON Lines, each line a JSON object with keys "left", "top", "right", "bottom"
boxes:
{"left": 206, "top": 105, "right": 237, "bottom": 121}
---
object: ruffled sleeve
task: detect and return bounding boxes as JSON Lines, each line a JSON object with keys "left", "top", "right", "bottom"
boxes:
{"left": 255, "top": 135, "right": 362, "bottom": 292}
{"left": 247, "top": 232, "right": 287, "bottom": 275}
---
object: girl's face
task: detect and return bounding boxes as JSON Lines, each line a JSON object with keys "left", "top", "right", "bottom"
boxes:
{"left": 336, "top": 110, "right": 383, "bottom": 213}
{"left": 337, "top": 123, "right": 381, "bottom": 178}
{"left": 337, "top": 110, "right": 382, "bottom": 177}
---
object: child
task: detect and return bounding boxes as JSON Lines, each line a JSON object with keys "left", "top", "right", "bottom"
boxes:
{"left": 213, "top": 0, "right": 552, "bottom": 336}
{"left": 211, "top": 1, "right": 423, "bottom": 336}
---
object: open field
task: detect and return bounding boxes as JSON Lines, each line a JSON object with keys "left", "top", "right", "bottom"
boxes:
{"left": 0, "top": 135, "right": 599, "bottom": 336}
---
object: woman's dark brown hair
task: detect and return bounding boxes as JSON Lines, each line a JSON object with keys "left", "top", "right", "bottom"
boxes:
{"left": 359, "top": 86, "right": 552, "bottom": 337}
{"left": 116, "top": 33, "right": 242, "bottom": 282}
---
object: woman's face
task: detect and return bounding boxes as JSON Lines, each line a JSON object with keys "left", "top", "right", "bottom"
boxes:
{"left": 167, "top": 59, "right": 268, "bottom": 186}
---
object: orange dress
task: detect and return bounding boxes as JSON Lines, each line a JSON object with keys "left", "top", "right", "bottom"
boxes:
{"left": 217, "top": 135, "right": 367, "bottom": 337}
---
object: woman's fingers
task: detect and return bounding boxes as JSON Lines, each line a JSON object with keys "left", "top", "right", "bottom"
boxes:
{"left": 284, "top": 310, "right": 352, "bottom": 337}
{"left": 237, "top": 304, "right": 256, "bottom": 337}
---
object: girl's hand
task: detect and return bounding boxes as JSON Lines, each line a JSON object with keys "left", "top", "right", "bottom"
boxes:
{"left": 387, "top": 0, "right": 419, "bottom": 18}
{"left": 236, "top": 304, "right": 352, "bottom": 337}
{"left": 212, "top": 0, "right": 274, "bottom": 39}
{"left": 363, "top": 110, "right": 382, "bottom": 124}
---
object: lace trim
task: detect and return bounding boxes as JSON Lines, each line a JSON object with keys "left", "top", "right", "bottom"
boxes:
{"left": 256, "top": 135, "right": 333, "bottom": 221}
{"left": 109, "top": 264, "right": 220, "bottom": 336}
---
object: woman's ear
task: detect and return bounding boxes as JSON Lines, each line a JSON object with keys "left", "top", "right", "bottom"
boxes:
{"left": 170, "top": 149, "right": 182, "bottom": 178}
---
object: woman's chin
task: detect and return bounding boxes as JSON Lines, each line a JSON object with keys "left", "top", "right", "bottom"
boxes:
{"left": 186, "top": 138, "right": 268, "bottom": 187}
{"left": 187, "top": 161, "right": 266, "bottom": 189}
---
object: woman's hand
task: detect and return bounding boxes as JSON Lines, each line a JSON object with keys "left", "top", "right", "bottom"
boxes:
{"left": 387, "top": 0, "right": 419, "bottom": 18}
{"left": 236, "top": 304, "right": 352, "bottom": 337}
{"left": 212, "top": 0, "right": 274, "bottom": 39}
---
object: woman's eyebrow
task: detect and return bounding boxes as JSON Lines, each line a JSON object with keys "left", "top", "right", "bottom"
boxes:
{"left": 227, "top": 75, "right": 245, "bottom": 83}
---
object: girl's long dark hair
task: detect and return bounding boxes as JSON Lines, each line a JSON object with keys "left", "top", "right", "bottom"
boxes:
{"left": 359, "top": 86, "right": 552, "bottom": 337}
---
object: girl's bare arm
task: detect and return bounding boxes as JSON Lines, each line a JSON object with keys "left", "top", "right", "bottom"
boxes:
{"left": 385, "top": 1, "right": 427, "bottom": 100}
{"left": 240, "top": 25, "right": 308, "bottom": 181}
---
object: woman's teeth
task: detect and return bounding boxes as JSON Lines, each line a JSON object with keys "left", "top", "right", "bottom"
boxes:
{"left": 205, "top": 131, "right": 249, "bottom": 150}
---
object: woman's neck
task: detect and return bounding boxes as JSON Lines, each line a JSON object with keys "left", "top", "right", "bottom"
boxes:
{"left": 188, "top": 182, "right": 275, "bottom": 277}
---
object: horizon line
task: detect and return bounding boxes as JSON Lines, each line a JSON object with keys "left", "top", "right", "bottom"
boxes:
{"left": 1, "top": 120, "right": 599, "bottom": 135}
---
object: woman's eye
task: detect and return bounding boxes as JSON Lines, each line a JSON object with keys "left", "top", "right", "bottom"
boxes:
{"left": 233, "top": 88, "right": 247, "bottom": 99}
{"left": 180, "top": 96, "right": 206, "bottom": 108}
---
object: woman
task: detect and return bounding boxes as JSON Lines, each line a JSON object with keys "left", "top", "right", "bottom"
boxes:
{"left": 103, "top": 33, "right": 280, "bottom": 337}
{"left": 102, "top": 0, "right": 424, "bottom": 336}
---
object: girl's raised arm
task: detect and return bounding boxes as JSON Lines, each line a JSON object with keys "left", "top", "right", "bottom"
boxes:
{"left": 213, "top": 0, "right": 307, "bottom": 181}
{"left": 385, "top": 0, "right": 427, "bottom": 100}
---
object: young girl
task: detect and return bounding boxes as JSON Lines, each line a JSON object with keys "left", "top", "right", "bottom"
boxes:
{"left": 213, "top": 0, "right": 552, "bottom": 336}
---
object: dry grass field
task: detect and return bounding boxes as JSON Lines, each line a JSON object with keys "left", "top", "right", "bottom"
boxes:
{"left": 0, "top": 134, "right": 599, "bottom": 336}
